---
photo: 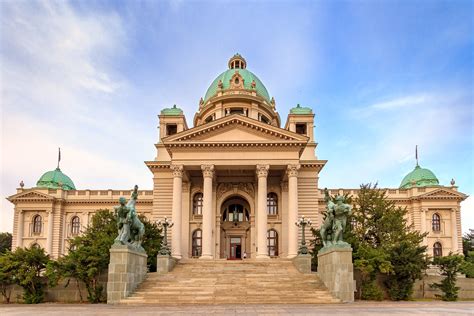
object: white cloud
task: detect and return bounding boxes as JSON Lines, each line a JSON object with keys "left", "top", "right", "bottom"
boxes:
{"left": 0, "top": 1, "right": 151, "bottom": 232}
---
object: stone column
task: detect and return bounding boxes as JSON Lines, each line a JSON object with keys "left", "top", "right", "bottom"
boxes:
{"left": 451, "top": 208, "right": 459, "bottom": 253}
{"left": 47, "top": 210, "right": 54, "bottom": 254}
{"left": 256, "top": 164, "right": 269, "bottom": 259}
{"left": 16, "top": 210, "right": 24, "bottom": 248}
{"left": 287, "top": 164, "right": 300, "bottom": 258}
{"left": 201, "top": 165, "right": 214, "bottom": 259}
{"left": 171, "top": 164, "right": 184, "bottom": 259}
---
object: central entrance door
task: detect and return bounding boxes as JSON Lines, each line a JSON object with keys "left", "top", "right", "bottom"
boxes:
{"left": 229, "top": 237, "right": 242, "bottom": 260}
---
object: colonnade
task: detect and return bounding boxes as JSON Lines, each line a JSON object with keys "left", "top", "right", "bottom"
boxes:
{"left": 169, "top": 164, "right": 300, "bottom": 259}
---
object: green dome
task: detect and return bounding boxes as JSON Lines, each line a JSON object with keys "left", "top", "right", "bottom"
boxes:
{"left": 161, "top": 104, "right": 183, "bottom": 116}
{"left": 36, "top": 167, "right": 76, "bottom": 190}
{"left": 400, "top": 165, "right": 439, "bottom": 189}
{"left": 203, "top": 55, "right": 271, "bottom": 103}
{"left": 290, "top": 104, "right": 312, "bottom": 115}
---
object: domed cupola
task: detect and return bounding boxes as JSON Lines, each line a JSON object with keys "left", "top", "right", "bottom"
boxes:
{"left": 37, "top": 168, "right": 76, "bottom": 190}
{"left": 400, "top": 164, "right": 439, "bottom": 189}
{"left": 196, "top": 54, "right": 279, "bottom": 127}
{"left": 36, "top": 149, "right": 76, "bottom": 190}
{"left": 202, "top": 54, "right": 271, "bottom": 104}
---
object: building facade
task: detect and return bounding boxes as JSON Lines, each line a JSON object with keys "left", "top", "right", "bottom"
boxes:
{"left": 7, "top": 54, "right": 467, "bottom": 260}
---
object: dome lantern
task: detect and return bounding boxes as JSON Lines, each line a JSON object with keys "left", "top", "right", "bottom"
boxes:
{"left": 228, "top": 53, "right": 247, "bottom": 69}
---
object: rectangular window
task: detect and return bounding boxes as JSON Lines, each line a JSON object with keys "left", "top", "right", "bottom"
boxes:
{"left": 166, "top": 124, "right": 177, "bottom": 136}
{"left": 295, "top": 123, "right": 307, "bottom": 135}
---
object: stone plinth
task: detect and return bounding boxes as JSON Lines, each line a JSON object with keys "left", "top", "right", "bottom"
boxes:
{"left": 293, "top": 254, "right": 312, "bottom": 274}
{"left": 157, "top": 255, "right": 177, "bottom": 274}
{"left": 107, "top": 244, "right": 148, "bottom": 304}
{"left": 317, "top": 246, "right": 355, "bottom": 302}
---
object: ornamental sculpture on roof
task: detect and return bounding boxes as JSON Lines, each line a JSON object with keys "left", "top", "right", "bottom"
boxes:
{"left": 320, "top": 188, "right": 352, "bottom": 249}
{"left": 114, "top": 185, "right": 145, "bottom": 251}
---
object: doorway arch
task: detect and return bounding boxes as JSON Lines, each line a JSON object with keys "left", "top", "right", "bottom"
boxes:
{"left": 219, "top": 194, "right": 252, "bottom": 259}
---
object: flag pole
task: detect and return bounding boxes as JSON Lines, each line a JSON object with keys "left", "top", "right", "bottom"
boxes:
{"left": 415, "top": 145, "right": 419, "bottom": 166}
{"left": 57, "top": 147, "right": 61, "bottom": 169}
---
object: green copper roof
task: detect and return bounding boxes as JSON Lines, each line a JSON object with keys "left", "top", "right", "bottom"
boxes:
{"left": 400, "top": 165, "right": 439, "bottom": 189}
{"left": 203, "top": 68, "right": 271, "bottom": 103}
{"left": 36, "top": 168, "right": 76, "bottom": 190}
{"left": 290, "top": 104, "right": 312, "bottom": 115}
{"left": 161, "top": 104, "right": 183, "bottom": 116}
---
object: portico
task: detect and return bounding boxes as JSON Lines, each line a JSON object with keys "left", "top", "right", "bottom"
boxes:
{"left": 165, "top": 160, "right": 307, "bottom": 260}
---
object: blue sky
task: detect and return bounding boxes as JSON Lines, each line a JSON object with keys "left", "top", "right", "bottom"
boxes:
{"left": 1, "top": 0, "right": 473, "bottom": 233}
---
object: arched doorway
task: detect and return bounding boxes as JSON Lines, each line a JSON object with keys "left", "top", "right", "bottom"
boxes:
{"left": 219, "top": 195, "right": 251, "bottom": 259}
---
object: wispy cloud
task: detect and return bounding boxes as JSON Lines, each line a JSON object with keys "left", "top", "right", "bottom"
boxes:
{"left": 0, "top": 1, "right": 148, "bottom": 232}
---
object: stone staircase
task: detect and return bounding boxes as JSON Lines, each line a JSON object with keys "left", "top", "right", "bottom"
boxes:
{"left": 120, "top": 259, "right": 340, "bottom": 305}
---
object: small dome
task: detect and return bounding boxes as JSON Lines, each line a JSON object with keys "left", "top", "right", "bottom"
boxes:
{"left": 290, "top": 104, "right": 312, "bottom": 115}
{"left": 203, "top": 54, "right": 271, "bottom": 103}
{"left": 161, "top": 104, "right": 183, "bottom": 116}
{"left": 36, "top": 167, "right": 76, "bottom": 190}
{"left": 400, "top": 165, "right": 439, "bottom": 189}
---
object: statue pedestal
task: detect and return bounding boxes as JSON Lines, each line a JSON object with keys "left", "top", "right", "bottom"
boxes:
{"left": 107, "top": 244, "right": 147, "bottom": 304}
{"left": 156, "top": 254, "right": 177, "bottom": 274}
{"left": 293, "top": 254, "right": 312, "bottom": 274}
{"left": 317, "top": 246, "right": 355, "bottom": 303}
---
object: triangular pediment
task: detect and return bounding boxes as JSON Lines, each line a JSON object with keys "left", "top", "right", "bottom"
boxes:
{"left": 7, "top": 190, "right": 55, "bottom": 202}
{"left": 163, "top": 114, "right": 308, "bottom": 143}
{"left": 418, "top": 188, "right": 467, "bottom": 200}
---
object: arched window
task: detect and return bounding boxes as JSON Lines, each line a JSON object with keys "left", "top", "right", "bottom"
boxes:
{"left": 432, "top": 213, "right": 441, "bottom": 232}
{"left": 192, "top": 229, "right": 202, "bottom": 257}
{"left": 32, "top": 215, "right": 42, "bottom": 234}
{"left": 267, "top": 229, "right": 278, "bottom": 256}
{"left": 71, "top": 216, "right": 80, "bottom": 235}
{"left": 267, "top": 193, "right": 278, "bottom": 215}
{"left": 193, "top": 193, "right": 203, "bottom": 215}
{"left": 433, "top": 242, "right": 442, "bottom": 257}
{"left": 222, "top": 204, "right": 249, "bottom": 222}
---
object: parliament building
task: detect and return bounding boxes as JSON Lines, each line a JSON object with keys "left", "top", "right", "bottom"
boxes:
{"left": 7, "top": 54, "right": 467, "bottom": 261}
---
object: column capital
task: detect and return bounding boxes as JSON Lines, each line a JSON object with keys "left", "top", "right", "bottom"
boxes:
{"left": 287, "top": 164, "right": 300, "bottom": 178}
{"left": 171, "top": 164, "right": 184, "bottom": 178}
{"left": 201, "top": 164, "right": 215, "bottom": 178}
{"left": 256, "top": 164, "right": 269, "bottom": 178}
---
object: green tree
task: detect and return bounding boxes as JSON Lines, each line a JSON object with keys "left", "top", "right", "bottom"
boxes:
{"left": 430, "top": 253, "right": 464, "bottom": 301}
{"left": 0, "top": 252, "right": 15, "bottom": 303}
{"left": 460, "top": 232, "right": 474, "bottom": 278}
{"left": 139, "top": 214, "right": 163, "bottom": 272}
{"left": 47, "top": 209, "right": 162, "bottom": 303}
{"left": 461, "top": 231, "right": 473, "bottom": 257}
{"left": 0, "top": 232, "right": 12, "bottom": 253}
{"left": 350, "top": 184, "right": 428, "bottom": 300}
{"left": 7, "top": 246, "right": 50, "bottom": 303}
{"left": 47, "top": 209, "right": 116, "bottom": 303}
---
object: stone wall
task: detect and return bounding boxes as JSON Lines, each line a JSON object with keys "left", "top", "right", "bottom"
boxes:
{"left": 413, "top": 276, "right": 474, "bottom": 299}
{"left": 353, "top": 270, "right": 474, "bottom": 300}
{"left": 1, "top": 274, "right": 108, "bottom": 303}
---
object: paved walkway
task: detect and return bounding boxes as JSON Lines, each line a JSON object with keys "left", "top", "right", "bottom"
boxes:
{"left": 1, "top": 301, "right": 473, "bottom": 315}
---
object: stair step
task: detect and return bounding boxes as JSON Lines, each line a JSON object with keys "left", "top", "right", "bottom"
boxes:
{"left": 119, "top": 259, "right": 340, "bottom": 305}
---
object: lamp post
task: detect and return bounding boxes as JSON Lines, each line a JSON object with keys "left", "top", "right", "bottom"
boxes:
{"left": 157, "top": 217, "right": 174, "bottom": 256}
{"left": 295, "top": 215, "right": 312, "bottom": 255}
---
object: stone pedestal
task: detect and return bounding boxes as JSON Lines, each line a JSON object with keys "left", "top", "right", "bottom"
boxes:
{"left": 293, "top": 254, "right": 312, "bottom": 274}
{"left": 317, "top": 246, "right": 355, "bottom": 302}
{"left": 107, "top": 244, "right": 148, "bottom": 304}
{"left": 157, "top": 255, "right": 177, "bottom": 274}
